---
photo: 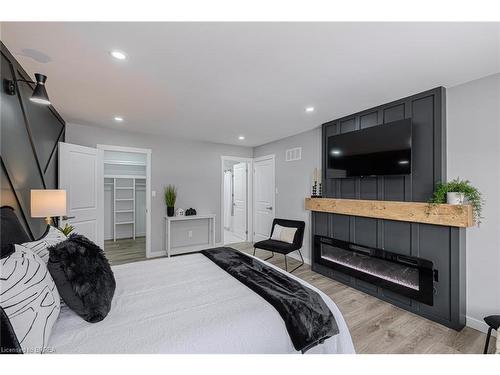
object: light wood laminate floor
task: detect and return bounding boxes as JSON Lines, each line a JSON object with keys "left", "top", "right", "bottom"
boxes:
{"left": 104, "top": 237, "right": 146, "bottom": 266}
{"left": 105, "top": 241, "right": 491, "bottom": 354}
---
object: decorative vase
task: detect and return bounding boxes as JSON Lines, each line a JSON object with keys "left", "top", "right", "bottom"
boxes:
{"left": 447, "top": 192, "right": 465, "bottom": 205}
{"left": 167, "top": 206, "right": 175, "bottom": 217}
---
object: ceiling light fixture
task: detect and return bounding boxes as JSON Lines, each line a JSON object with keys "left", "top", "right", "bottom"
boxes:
{"left": 4, "top": 73, "right": 51, "bottom": 105}
{"left": 114, "top": 116, "right": 124, "bottom": 122}
{"left": 238, "top": 136, "right": 245, "bottom": 140}
{"left": 305, "top": 106, "right": 315, "bottom": 113}
{"left": 110, "top": 50, "right": 127, "bottom": 60}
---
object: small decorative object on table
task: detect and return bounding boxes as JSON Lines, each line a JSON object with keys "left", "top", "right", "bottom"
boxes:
{"left": 164, "top": 184, "right": 177, "bottom": 217}
{"left": 175, "top": 208, "right": 185, "bottom": 217}
{"left": 185, "top": 208, "right": 197, "bottom": 216}
{"left": 311, "top": 168, "right": 322, "bottom": 198}
{"left": 429, "top": 178, "right": 484, "bottom": 225}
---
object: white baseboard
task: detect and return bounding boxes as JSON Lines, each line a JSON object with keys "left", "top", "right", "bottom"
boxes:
{"left": 467, "top": 315, "right": 497, "bottom": 336}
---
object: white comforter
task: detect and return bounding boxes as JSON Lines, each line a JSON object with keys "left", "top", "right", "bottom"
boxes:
{"left": 48, "top": 253, "right": 355, "bottom": 354}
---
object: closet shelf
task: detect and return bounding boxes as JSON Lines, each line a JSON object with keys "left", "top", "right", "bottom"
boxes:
{"left": 116, "top": 221, "right": 134, "bottom": 225}
{"left": 105, "top": 174, "right": 146, "bottom": 179}
{"left": 115, "top": 187, "right": 134, "bottom": 190}
{"left": 116, "top": 210, "right": 134, "bottom": 213}
{"left": 104, "top": 160, "right": 146, "bottom": 166}
{"left": 115, "top": 198, "right": 134, "bottom": 201}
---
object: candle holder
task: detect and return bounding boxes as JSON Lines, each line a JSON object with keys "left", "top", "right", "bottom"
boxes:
{"left": 311, "top": 181, "right": 322, "bottom": 198}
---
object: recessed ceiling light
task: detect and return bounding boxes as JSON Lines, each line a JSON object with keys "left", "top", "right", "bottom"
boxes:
{"left": 238, "top": 136, "right": 245, "bottom": 140}
{"left": 110, "top": 50, "right": 127, "bottom": 60}
{"left": 305, "top": 106, "right": 315, "bottom": 113}
{"left": 114, "top": 116, "right": 124, "bottom": 122}
{"left": 398, "top": 160, "right": 409, "bottom": 165}
{"left": 331, "top": 150, "right": 341, "bottom": 155}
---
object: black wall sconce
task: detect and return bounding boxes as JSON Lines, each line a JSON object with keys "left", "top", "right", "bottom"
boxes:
{"left": 3, "top": 73, "right": 51, "bottom": 105}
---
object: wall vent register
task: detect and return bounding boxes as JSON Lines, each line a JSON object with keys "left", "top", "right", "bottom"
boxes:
{"left": 314, "top": 235, "right": 435, "bottom": 305}
{"left": 285, "top": 147, "right": 302, "bottom": 162}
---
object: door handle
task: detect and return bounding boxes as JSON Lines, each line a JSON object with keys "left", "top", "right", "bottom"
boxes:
{"left": 62, "top": 216, "right": 75, "bottom": 220}
{"left": 266, "top": 206, "right": 273, "bottom": 210}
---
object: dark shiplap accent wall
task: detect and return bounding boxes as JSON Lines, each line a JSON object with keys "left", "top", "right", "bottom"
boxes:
{"left": 1, "top": 42, "right": 66, "bottom": 239}
{"left": 313, "top": 87, "right": 466, "bottom": 330}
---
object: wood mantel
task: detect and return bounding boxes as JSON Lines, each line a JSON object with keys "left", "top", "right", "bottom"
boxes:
{"left": 305, "top": 198, "right": 474, "bottom": 228}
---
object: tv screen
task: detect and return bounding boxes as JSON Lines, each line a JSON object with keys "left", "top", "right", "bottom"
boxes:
{"left": 327, "top": 119, "right": 412, "bottom": 178}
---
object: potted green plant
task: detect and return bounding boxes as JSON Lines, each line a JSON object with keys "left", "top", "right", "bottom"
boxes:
{"left": 429, "top": 178, "right": 484, "bottom": 224}
{"left": 58, "top": 223, "right": 74, "bottom": 237}
{"left": 164, "top": 184, "right": 177, "bottom": 217}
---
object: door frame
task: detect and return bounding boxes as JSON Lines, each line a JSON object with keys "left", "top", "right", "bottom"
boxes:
{"left": 252, "top": 154, "right": 276, "bottom": 242}
{"left": 220, "top": 156, "right": 253, "bottom": 245}
{"left": 97, "top": 144, "right": 152, "bottom": 258}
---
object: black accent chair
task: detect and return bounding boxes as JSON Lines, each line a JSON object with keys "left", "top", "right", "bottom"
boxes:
{"left": 253, "top": 218, "right": 305, "bottom": 273}
{"left": 483, "top": 315, "right": 500, "bottom": 353}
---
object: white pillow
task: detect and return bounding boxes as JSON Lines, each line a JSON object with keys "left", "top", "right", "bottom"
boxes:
{"left": 0, "top": 245, "right": 61, "bottom": 354}
{"left": 270, "top": 224, "right": 297, "bottom": 244}
{"left": 21, "top": 226, "right": 67, "bottom": 263}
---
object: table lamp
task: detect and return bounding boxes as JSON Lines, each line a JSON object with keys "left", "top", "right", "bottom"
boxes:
{"left": 31, "top": 189, "right": 67, "bottom": 225}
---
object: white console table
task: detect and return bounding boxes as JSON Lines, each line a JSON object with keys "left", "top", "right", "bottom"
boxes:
{"left": 164, "top": 214, "right": 216, "bottom": 257}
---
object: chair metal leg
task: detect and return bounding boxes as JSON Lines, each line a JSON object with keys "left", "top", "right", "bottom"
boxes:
{"left": 264, "top": 252, "right": 274, "bottom": 261}
{"left": 288, "top": 250, "right": 305, "bottom": 273}
{"left": 253, "top": 247, "right": 256, "bottom": 256}
{"left": 284, "top": 255, "right": 288, "bottom": 271}
{"left": 484, "top": 327, "right": 493, "bottom": 354}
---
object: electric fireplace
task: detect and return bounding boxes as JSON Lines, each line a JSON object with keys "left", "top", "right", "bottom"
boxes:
{"left": 314, "top": 235, "right": 435, "bottom": 305}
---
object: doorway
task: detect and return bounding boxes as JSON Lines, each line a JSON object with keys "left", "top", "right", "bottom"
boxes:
{"left": 97, "top": 144, "right": 152, "bottom": 264}
{"left": 221, "top": 156, "right": 252, "bottom": 245}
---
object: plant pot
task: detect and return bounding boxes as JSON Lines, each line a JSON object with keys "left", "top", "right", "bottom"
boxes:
{"left": 167, "top": 206, "right": 175, "bottom": 217}
{"left": 447, "top": 192, "right": 465, "bottom": 205}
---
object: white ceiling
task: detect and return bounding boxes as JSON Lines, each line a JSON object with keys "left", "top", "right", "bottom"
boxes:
{"left": 2, "top": 22, "right": 499, "bottom": 147}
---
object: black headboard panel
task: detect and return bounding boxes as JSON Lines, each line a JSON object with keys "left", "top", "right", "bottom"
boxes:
{"left": 0, "top": 42, "right": 66, "bottom": 240}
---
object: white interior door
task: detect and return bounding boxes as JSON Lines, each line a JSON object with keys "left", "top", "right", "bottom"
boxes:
{"left": 59, "top": 142, "right": 103, "bottom": 248}
{"left": 253, "top": 155, "right": 275, "bottom": 242}
{"left": 232, "top": 162, "right": 247, "bottom": 241}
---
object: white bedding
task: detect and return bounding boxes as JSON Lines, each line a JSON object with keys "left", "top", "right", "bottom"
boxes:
{"left": 48, "top": 252, "right": 355, "bottom": 354}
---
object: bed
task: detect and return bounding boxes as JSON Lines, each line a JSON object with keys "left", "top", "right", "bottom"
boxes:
{"left": 1, "top": 206, "right": 354, "bottom": 354}
{"left": 48, "top": 252, "right": 354, "bottom": 354}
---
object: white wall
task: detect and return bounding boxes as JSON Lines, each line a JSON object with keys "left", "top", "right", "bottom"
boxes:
{"left": 253, "top": 128, "right": 321, "bottom": 263}
{"left": 66, "top": 123, "right": 253, "bottom": 255}
{"left": 447, "top": 73, "right": 500, "bottom": 333}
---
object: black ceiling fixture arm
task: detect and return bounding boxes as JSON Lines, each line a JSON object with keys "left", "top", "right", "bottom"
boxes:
{"left": 4, "top": 78, "right": 36, "bottom": 95}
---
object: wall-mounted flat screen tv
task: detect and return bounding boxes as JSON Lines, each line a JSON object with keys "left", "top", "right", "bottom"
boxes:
{"left": 327, "top": 119, "right": 412, "bottom": 178}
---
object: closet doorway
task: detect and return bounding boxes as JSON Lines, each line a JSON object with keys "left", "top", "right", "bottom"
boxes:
{"left": 98, "top": 145, "right": 152, "bottom": 265}
{"left": 221, "top": 156, "right": 252, "bottom": 245}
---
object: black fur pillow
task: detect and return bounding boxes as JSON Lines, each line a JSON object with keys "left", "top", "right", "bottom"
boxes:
{"left": 47, "top": 234, "right": 116, "bottom": 323}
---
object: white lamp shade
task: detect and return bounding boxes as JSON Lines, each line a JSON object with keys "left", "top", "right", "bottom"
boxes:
{"left": 31, "top": 189, "right": 67, "bottom": 218}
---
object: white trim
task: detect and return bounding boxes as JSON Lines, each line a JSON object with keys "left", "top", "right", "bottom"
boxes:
{"left": 467, "top": 315, "right": 498, "bottom": 336}
{"left": 220, "top": 156, "right": 254, "bottom": 245}
{"left": 97, "top": 144, "right": 152, "bottom": 155}
{"left": 252, "top": 154, "right": 276, "bottom": 242}
{"left": 97, "top": 144, "right": 152, "bottom": 258}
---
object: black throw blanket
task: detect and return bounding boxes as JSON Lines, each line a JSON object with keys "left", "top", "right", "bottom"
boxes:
{"left": 201, "top": 247, "right": 339, "bottom": 353}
